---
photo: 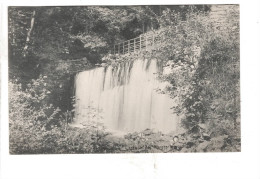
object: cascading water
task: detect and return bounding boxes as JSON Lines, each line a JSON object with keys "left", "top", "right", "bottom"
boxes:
{"left": 73, "top": 59, "right": 179, "bottom": 133}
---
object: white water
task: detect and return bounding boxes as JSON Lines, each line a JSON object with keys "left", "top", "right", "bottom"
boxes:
{"left": 73, "top": 59, "right": 179, "bottom": 133}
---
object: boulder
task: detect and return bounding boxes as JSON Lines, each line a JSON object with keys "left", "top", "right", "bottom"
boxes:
{"left": 101, "top": 63, "right": 107, "bottom": 67}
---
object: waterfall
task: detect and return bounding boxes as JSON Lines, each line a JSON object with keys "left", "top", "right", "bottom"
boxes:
{"left": 73, "top": 59, "right": 179, "bottom": 133}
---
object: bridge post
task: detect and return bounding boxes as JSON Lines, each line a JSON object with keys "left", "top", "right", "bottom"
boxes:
{"left": 145, "top": 35, "right": 147, "bottom": 51}
{"left": 111, "top": 30, "right": 159, "bottom": 55}
{"left": 123, "top": 42, "right": 124, "bottom": 54}
{"left": 128, "top": 40, "right": 130, "bottom": 54}
{"left": 140, "top": 35, "right": 142, "bottom": 51}
{"left": 134, "top": 38, "right": 136, "bottom": 53}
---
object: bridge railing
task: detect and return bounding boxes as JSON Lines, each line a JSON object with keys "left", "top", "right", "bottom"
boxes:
{"left": 112, "top": 31, "right": 161, "bottom": 55}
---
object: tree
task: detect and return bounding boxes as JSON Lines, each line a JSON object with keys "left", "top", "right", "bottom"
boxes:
{"left": 23, "top": 10, "right": 35, "bottom": 57}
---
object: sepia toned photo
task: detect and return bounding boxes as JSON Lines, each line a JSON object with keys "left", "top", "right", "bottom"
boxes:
{"left": 8, "top": 5, "right": 240, "bottom": 154}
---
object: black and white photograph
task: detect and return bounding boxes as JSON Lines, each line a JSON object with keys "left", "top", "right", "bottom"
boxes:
{"left": 1, "top": 1, "right": 260, "bottom": 179}
{"left": 7, "top": 5, "right": 241, "bottom": 154}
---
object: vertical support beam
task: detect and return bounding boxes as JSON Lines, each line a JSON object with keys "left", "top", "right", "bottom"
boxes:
{"left": 140, "top": 35, "right": 142, "bottom": 51}
{"left": 123, "top": 42, "right": 124, "bottom": 54}
{"left": 145, "top": 35, "right": 147, "bottom": 51}
{"left": 134, "top": 38, "right": 136, "bottom": 53}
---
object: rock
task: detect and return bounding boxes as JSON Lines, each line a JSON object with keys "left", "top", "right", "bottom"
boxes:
{"left": 142, "top": 128, "right": 154, "bottom": 136}
{"left": 197, "top": 141, "right": 209, "bottom": 152}
{"left": 235, "top": 145, "right": 241, "bottom": 151}
{"left": 150, "top": 148, "right": 162, "bottom": 153}
{"left": 173, "top": 136, "right": 179, "bottom": 142}
{"left": 202, "top": 133, "right": 211, "bottom": 141}
{"left": 180, "top": 147, "right": 189, "bottom": 153}
{"left": 101, "top": 63, "right": 107, "bottom": 67}
{"left": 206, "top": 135, "right": 228, "bottom": 151}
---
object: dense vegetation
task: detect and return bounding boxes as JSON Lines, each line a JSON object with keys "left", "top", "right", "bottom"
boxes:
{"left": 157, "top": 6, "right": 240, "bottom": 151}
{"left": 9, "top": 5, "right": 240, "bottom": 154}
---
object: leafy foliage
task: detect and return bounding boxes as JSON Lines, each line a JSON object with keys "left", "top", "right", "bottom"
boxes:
{"left": 9, "top": 5, "right": 240, "bottom": 153}
{"left": 155, "top": 5, "right": 240, "bottom": 142}
{"left": 9, "top": 78, "right": 110, "bottom": 154}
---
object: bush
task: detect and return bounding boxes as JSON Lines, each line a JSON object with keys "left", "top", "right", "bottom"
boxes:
{"left": 155, "top": 6, "right": 240, "bottom": 140}
{"left": 9, "top": 77, "right": 61, "bottom": 153}
{"left": 9, "top": 78, "right": 114, "bottom": 154}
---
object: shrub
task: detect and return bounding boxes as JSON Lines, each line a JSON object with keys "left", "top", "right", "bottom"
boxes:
{"left": 9, "top": 78, "right": 113, "bottom": 154}
{"left": 156, "top": 6, "right": 240, "bottom": 139}
{"left": 9, "top": 77, "right": 63, "bottom": 153}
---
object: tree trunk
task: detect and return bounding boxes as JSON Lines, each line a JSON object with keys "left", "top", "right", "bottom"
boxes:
{"left": 23, "top": 10, "right": 36, "bottom": 57}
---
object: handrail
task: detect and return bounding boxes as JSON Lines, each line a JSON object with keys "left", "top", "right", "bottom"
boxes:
{"left": 112, "top": 31, "right": 160, "bottom": 55}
